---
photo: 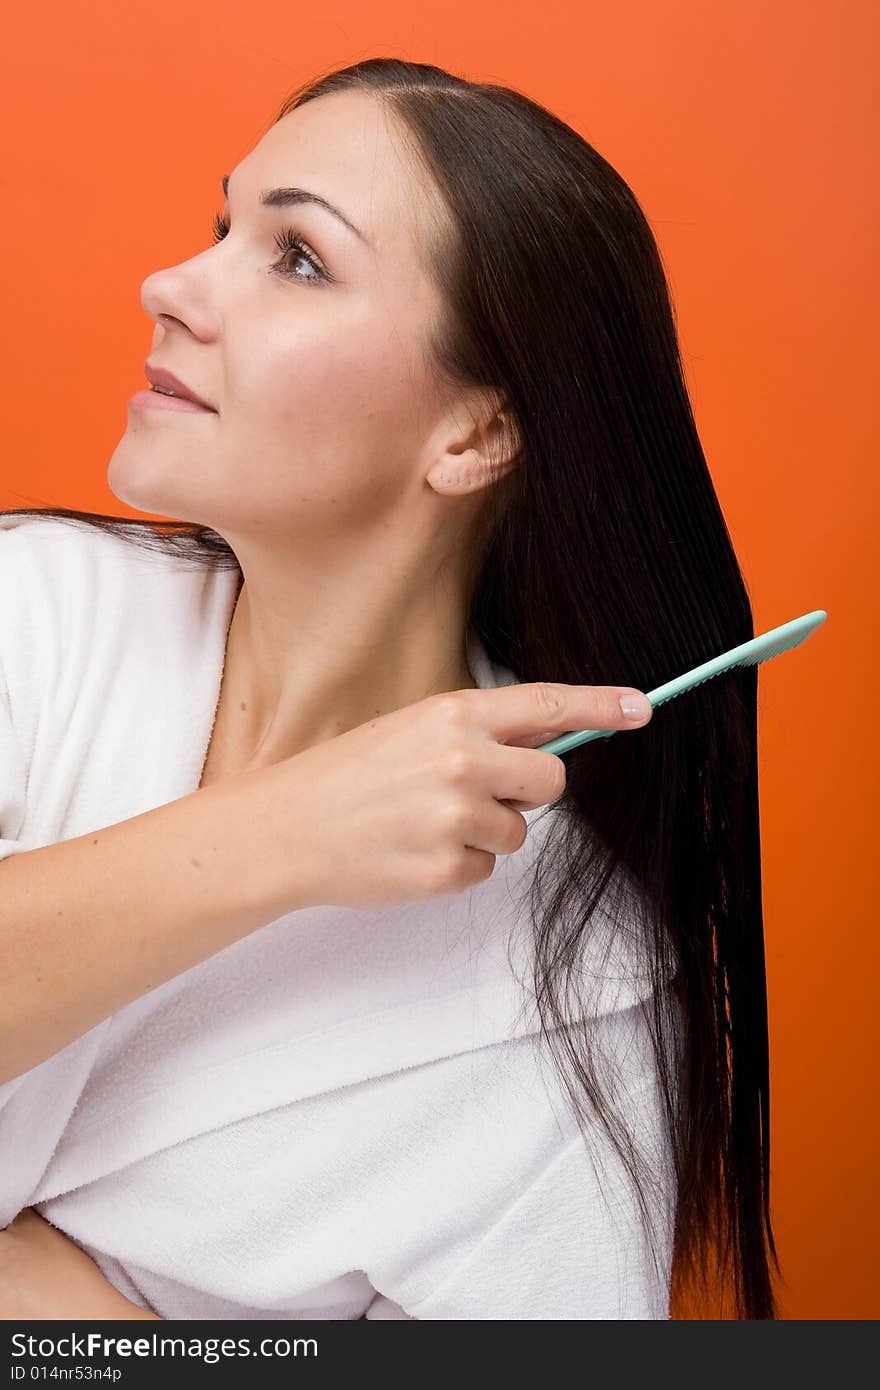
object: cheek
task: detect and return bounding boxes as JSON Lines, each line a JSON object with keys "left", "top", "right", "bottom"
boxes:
{"left": 230, "top": 315, "right": 430, "bottom": 483}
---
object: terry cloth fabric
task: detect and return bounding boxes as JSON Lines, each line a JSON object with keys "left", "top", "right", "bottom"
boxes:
{"left": 0, "top": 514, "right": 678, "bottom": 1319}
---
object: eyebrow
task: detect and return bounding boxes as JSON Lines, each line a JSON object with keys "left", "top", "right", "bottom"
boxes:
{"left": 221, "top": 173, "right": 368, "bottom": 247}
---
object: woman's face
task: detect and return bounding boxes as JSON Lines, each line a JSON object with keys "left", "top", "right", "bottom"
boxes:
{"left": 108, "top": 89, "right": 466, "bottom": 545}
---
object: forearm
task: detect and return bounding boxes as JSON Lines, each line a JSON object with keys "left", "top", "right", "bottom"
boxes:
{"left": 0, "top": 765, "right": 307, "bottom": 1085}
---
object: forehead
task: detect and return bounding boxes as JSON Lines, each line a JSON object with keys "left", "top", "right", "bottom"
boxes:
{"left": 235, "top": 91, "right": 446, "bottom": 260}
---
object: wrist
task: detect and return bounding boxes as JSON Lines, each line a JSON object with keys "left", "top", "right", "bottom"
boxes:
{"left": 223, "top": 759, "right": 325, "bottom": 919}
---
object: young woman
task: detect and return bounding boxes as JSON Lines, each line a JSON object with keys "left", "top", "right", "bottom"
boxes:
{"left": 0, "top": 56, "right": 779, "bottom": 1319}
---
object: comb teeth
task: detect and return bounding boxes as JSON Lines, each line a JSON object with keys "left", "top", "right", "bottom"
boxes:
{"left": 536, "top": 610, "right": 827, "bottom": 757}
{"left": 645, "top": 612, "right": 827, "bottom": 709}
{"left": 651, "top": 651, "right": 772, "bottom": 707}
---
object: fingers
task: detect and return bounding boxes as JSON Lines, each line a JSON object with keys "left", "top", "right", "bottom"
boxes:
{"left": 489, "top": 740, "right": 568, "bottom": 810}
{"left": 461, "top": 681, "right": 653, "bottom": 746}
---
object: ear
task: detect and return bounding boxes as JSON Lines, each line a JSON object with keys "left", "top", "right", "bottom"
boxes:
{"left": 425, "top": 399, "right": 522, "bottom": 497}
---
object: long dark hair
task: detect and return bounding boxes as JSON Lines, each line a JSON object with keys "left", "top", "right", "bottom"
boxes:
{"left": 2, "top": 56, "right": 781, "bottom": 1317}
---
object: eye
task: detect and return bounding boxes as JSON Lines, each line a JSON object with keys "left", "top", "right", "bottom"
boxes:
{"left": 210, "top": 212, "right": 331, "bottom": 285}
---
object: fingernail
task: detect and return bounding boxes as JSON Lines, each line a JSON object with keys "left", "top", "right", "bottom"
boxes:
{"left": 619, "top": 692, "right": 652, "bottom": 720}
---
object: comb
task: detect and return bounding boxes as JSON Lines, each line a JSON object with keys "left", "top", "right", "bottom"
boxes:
{"left": 536, "top": 610, "right": 828, "bottom": 756}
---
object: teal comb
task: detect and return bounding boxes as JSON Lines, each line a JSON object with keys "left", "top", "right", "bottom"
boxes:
{"left": 536, "top": 610, "right": 828, "bottom": 756}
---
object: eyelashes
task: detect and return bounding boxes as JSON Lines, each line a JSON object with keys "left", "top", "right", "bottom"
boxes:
{"left": 210, "top": 212, "right": 331, "bottom": 285}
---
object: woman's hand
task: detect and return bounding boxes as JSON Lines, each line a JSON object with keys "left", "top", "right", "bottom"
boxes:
{"left": 252, "top": 680, "right": 654, "bottom": 913}
{"left": 0, "top": 1208, "right": 161, "bottom": 1320}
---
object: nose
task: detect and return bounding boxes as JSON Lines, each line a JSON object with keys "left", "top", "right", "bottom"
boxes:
{"left": 140, "top": 260, "right": 216, "bottom": 344}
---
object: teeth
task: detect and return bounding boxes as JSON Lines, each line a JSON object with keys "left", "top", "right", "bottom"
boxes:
{"left": 151, "top": 385, "right": 178, "bottom": 396}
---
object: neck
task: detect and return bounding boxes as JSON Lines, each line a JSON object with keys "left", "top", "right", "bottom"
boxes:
{"left": 208, "top": 545, "right": 479, "bottom": 773}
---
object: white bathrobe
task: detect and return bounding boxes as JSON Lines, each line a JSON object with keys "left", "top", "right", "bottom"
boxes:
{"left": 0, "top": 514, "right": 677, "bottom": 1320}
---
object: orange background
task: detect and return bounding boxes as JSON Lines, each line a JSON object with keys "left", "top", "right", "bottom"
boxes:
{"left": 1, "top": 2, "right": 875, "bottom": 1320}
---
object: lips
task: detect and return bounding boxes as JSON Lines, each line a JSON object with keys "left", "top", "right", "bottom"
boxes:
{"left": 144, "top": 362, "right": 217, "bottom": 412}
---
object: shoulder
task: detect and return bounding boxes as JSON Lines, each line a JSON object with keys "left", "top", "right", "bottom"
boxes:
{"left": 0, "top": 512, "right": 238, "bottom": 663}
{"left": 0, "top": 511, "right": 197, "bottom": 601}
{"left": 0, "top": 510, "right": 143, "bottom": 566}
{"left": 0, "top": 514, "right": 154, "bottom": 641}
{"left": 0, "top": 513, "right": 239, "bottom": 780}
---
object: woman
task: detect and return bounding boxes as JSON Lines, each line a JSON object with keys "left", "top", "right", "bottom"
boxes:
{"left": 0, "top": 56, "right": 779, "bottom": 1319}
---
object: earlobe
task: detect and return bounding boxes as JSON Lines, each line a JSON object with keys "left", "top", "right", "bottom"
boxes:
{"left": 426, "top": 399, "right": 521, "bottom": 495}
{"left": 427, "top": 463, "right": 504, "bottom": 496}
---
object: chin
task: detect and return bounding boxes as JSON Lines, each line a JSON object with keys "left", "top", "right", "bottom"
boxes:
{"left": 106, "top": 443, "right": 196, "bottom": 521}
